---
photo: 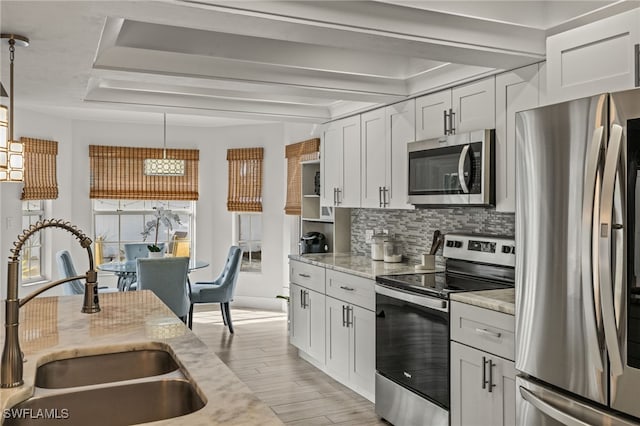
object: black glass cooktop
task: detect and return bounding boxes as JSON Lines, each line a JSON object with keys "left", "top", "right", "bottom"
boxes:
{"left": 376, "top": 271, "right": 513, "bottom": 300}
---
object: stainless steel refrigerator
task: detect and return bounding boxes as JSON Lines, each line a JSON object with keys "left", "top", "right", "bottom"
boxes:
{"left": 515, "top": 87, "right": 640, "bottom": 425}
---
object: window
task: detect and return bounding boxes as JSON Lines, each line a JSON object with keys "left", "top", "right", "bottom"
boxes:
{"left": 22, "top": 200, "right": 45, "bottom": 283}
{"left": 92, "top": 200, "right": 195, "bottom": 264}
{"left": 236, "top": 213, "right": 262, "bottom": 272}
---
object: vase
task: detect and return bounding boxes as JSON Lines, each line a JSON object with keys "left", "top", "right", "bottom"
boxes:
{"left": 148, "top": 251, "right": 164, "bottom": 259}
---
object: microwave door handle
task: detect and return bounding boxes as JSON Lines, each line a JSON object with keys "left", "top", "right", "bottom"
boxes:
{"left": 458, "top": 144, "right": 470, "bottom": 193}
{"left": 598, "top": 123, "right": 624, "bottom": 377}
{"left": 581, "top": 125, "right": 605, "bottom": 373}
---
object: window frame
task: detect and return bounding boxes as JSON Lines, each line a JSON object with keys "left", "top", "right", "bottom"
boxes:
{"left": 92, "top": 200, "right": 196, "bottom": 264}
{"left": 234, "top": 212, "right": 262, "bottom": 273}
{"left": 21, "top": 200, "right": 46, "bottom": 284}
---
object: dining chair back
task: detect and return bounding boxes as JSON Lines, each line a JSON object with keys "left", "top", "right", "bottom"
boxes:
{"left": 56, "top": 250, "right": 119, "bottom": 295}
{"left": 56, "top": 250, "right": 85, "bottom": 295}
{"left": 188, "top": 246, "right": 243, "bottom": 332}
{"left": 136, "top": 256, "right": 191, "bottom": 321}
{"left": 124, "top": 242, "right": 165, "bottom": 261}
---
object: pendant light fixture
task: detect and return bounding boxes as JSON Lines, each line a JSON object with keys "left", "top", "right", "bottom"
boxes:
{"left": 144, "top": 113, "right": 185, "bottom": 176}
{"left": 0, "top": 34, "right": 29, "bottom": 183}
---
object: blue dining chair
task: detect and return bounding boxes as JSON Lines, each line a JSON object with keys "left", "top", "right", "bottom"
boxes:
{"left": 56, "top": 250, "right": 118, "bottom": 295}
{"left": 188, "top": 246, "right": 242, "bottom": 332}
{"left": 136, "top": 256, "right": 191, "bottom": 323}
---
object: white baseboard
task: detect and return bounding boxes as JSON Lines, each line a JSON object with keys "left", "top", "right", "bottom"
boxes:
{"left": 232, "top": 296, "right": 285, "bottom": 311}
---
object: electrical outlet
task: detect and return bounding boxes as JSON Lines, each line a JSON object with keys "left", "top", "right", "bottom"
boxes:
{"left": 365, "top": 229, "right": 374, "bottom": 244}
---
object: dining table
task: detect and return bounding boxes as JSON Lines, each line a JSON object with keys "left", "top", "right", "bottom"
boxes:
{"left": 98, "top": 258, "right": 210, "bottom": 291}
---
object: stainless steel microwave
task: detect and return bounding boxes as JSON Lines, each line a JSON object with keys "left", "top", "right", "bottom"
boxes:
{"left": 407, "top": 129, "right": 495, "bottom": 206}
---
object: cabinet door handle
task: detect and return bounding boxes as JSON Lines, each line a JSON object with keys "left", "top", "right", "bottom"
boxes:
{"left": 300, "top": 289, "right": 304, "bottom": 308}
{"left": 635, "top": 43, "right": 639, "bottom": 87}
{"left": 383, "top": 187, "right": 389, "bottom": 207}
{"left": 475, "top": 328, "right": 502, "bottom": 339}
{"left": 488, "top": 359, "right": 496, "bottom": 392}
{"left": 443, "top": 109, "right": 449, "bottom": 135}
{"left": 379, "top": 187, "right": 383, "bottom": 207}
{"left": 333, "top": 188, "right": 337, "bottom": 206}
{"left": 482, "top": 356, "right": 488, "bottom": 390}
{"left": 449, "top": 108, "right": 456, "bottom": 135}
{"left": 342, "top": 305, "right": 347, "bottom": 327}
{"left": 346, "top": 306, "right": 353, "bottom": 328}
{"left": 339, "top": 286, "right": 355, "bottom": 291}
{"left": 298, "top": 273, "right": 311, "bottom": 278}
{"left": 336, "top": 188, "right": 342, "bottom": 206}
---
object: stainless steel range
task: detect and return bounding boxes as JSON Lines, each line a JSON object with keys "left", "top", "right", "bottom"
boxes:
{"left": 374, "top": 233, "right": 515, "bottom": 426}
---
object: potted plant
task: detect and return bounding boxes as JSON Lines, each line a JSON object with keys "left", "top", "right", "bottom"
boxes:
{"left": 141, "top": 206, "right": 181, "bottom": 257}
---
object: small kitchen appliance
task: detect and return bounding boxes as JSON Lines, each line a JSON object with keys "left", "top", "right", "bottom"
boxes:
{"left": 407, "top": 129, "right": 495, "bottom": 207}
{"left": 375, "top": 233, "right": 515, "bottom": 426}
{"left": 299, "top": 232, "right": 328, "bottom": 254}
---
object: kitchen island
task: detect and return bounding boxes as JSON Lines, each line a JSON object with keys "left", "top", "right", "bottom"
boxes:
{"left": 0, "top": 290, "right": 282, "bottom": 425}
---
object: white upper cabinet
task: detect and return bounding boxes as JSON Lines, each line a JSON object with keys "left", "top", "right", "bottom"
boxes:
{"left": 416, "top": 90, "right": 452, "bottom": 140}
{"left": 416, "top": 77, "right": 496, "bottom": 140}
{"left": 361, "top": 100, "right": 415, "bottom": 209}
{"left": 452, "top": 78, "right": 496, "bottom": 134}
{"left": 386, "top": 100, "right": 415, "bottom": 209}
{"left": 546, "top": 8, "right": 640, "bottom": 104}
{"left": 321, "top": 115, "right": 361, "bottom": 208}
{"left": 495, "top": 64, "right": 540, "bottom": 212}
{"left": 361, "top": 108, "right": 387, "bottom": 208}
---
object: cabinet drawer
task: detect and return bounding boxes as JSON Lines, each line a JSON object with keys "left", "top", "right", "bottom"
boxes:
{"left": 290, "top": 260, "right": 325, "bottom": 294}
{"left": 450, "top": 301, "right": 515, "bottom": 361}
{"left": 326, "top": 269, "right": 374, "bottom": 311}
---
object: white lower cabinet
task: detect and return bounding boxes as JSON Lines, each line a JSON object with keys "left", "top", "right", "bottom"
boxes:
{"left": 450, "top": 341, "right": 516, "bottom": 426}
{"left": 450, "top": 301, "right": 516, "bottom": 426}
{"left": 289, "top": 283, "right": 325, "bottom": 363}
{"left": 325, "top": 296, "right": 375, "bottom": 400}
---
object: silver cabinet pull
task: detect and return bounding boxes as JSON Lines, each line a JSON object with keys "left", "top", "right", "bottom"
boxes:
{"left": 443, "top": 109, "right": 449, "bottom": 135}
{"left": 298, "top": 273, "right": 311, "bottom": 278}
{"left": 449, "top": 108, "right": 456, "bottom": 135}
{"left": 342, "top": 305, "right": 347, "bottom": 327}
{"left": 336, "top": 188, "right": 342, "bottom": 206}
{"left": 382, "top": 187, "right": 389, "bottom": 207}
{"left": 487, "top": 359, "right": 496, "bottom": 392}
{"left": 379, "top": 186, "right": 383, "bottom": 208}
{"left": 635, "top": 43, "right": 639, "bottom": 87}
{"left": 339, "top": 285, "right": 355, "bottom": 291}
{"left": 300, "top": 289, "right": 304, "bottom": 308}
{"left": 346, "top": 306, "right": 353, "bottom": 327}
{"left": 475, "top": 328, "right": 501, "bottom": 339}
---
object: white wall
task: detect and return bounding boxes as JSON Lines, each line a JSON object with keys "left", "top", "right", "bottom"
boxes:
{"left": 1, "top": 108, "right": 317, "bottom": 310}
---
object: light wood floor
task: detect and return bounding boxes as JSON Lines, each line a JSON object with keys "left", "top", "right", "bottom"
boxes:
{"left": 191, "top": 304, "right": 387, "bottom": 425}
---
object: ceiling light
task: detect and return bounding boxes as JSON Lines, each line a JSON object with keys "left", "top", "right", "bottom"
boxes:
{"left": 0, "top": 34, "right": 29, "bottom": 183}
{"left": 144, "top": 113, "right": 185, "bottom": 176}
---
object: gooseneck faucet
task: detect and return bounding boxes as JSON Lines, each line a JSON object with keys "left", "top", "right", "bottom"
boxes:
{"left": 1, "top": 219, "right": 101, "bottom": 388}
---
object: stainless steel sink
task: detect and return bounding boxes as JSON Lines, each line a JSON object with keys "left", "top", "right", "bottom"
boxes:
{"left": 4, "top": 379, "right": 206, "bottom": 425}
{"left": 35, "top": 349, "right": 179, "bottom": 388}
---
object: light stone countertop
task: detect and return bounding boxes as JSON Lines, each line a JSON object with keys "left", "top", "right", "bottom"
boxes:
{"left": 450, "top": 288, "right": 515, "bottom": 315}
{"left": 288, "top": 253, "right": 434, "bottom": 279}
{"left": 0, "top": 290, "right": 283, "bottom": 425}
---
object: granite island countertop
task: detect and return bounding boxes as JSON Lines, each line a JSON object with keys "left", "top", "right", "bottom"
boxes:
{"left": 0, "top": 290, "right": 282, "bottom": 425}
{"left": 450, "top": 288, "right": 515, "bottom": 315}
{"left": 289, "top": 253, "right": 435, "bottom": 280}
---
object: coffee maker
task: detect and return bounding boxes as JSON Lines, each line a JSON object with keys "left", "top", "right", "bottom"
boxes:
{"left": 300, "top": 232, "right": 328, "bottom": 254}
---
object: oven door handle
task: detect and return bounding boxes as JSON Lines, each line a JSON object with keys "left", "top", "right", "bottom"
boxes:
{"left": 375, "top": 284, "right": 448, "bottom": 312}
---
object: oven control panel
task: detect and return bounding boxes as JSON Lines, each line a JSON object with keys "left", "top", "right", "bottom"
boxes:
{"left": 443, "top": 234, "right": 515, "bottom": 267}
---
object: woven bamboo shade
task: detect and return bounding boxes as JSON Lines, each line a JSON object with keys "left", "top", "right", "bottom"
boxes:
{"left": 284, "top": 138, "right": 320, "bottom": 215}
{"left": 227, "top": 147, "right": 263, "bottom": 212}
{"left": 20, "top": 137, "right": 59, "bottom": 200}
{"left": 89, "top": 145, "right": 199, "bottom": 200}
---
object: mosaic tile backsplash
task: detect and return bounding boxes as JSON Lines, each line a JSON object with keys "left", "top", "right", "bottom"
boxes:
{"left": 350, "top": 207, "right": 515, "bottom": 265}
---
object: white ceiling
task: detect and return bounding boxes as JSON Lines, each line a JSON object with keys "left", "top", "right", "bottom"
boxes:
{"left": 0, "top": 0, "right": 632, "bottom": 127}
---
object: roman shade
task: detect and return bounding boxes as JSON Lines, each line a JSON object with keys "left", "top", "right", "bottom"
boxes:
{"left": 284, "top": 138, "right": 320, "bottom": 215}
{"left": 227, "top": 147, "right": 263, "bottom": 212}
{"left": 89, "top": 145, "right": 199, "bottom": 200}
{"left": 20, "top": 137, "right": 59, "bottom": 200}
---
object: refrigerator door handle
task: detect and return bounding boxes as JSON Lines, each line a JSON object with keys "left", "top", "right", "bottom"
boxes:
{"left": 581, "top": 125, "right": 605, "bottom": 373}
{"left": 598, "top": 123, "right": 624, "bottom": 377}
{"left": 520, "top": 387, "right": 592, "bottom": 426}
